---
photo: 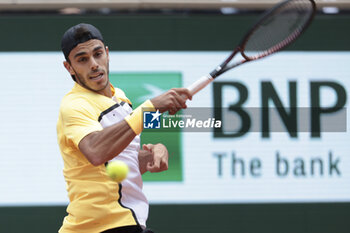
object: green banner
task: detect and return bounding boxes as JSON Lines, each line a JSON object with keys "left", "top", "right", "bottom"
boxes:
{"left": 110, "top": 72, "right": 183, "bottom": 181}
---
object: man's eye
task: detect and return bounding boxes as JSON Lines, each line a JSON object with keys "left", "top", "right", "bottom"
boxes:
{"left": 95, "top": 52, "right": 102, "bottom": 57}
{"left": 78, "top": 57, "right": 87, "bottom": 62}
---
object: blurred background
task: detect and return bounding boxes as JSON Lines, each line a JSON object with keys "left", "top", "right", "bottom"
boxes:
{"left": 0, "top": 0, "right": 349, "bottom": 232}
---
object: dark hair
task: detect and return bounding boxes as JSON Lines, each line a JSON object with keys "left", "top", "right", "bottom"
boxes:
{"left": 61, "top": 23, "right": 104, "bottom": 61}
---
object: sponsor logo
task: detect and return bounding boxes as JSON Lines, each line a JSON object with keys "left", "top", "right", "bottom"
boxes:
{"left": 143, "top": 110, "right": 162, "bottom": 129}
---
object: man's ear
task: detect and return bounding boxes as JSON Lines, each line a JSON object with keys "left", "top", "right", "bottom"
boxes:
{"left": 63, "top": 61, "right": 75, "bottom": 76}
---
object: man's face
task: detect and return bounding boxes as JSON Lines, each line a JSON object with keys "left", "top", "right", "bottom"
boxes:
{"left": 64, "top": 39, "right": 110, "bottom": 93}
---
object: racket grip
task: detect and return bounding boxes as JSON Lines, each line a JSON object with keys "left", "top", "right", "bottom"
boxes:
{"left": 186, "top": 75, "right": 214, "bottom": 97}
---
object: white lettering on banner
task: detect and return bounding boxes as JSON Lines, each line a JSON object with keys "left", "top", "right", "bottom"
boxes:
{"left": 186, "top": 119, "right": 196, "bottom": 127}
{"left": 213, "top": 151, "right": 341, "bottom": 178}
{"left": 162, "top": 118, "right": 221, "bottom": 128}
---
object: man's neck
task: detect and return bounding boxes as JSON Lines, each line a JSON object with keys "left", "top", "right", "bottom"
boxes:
{"left": 96, "top": 83, "right": 112, "bottom": 98}
{"left": 76, "top": 81, "right": 112, "bottom": 98}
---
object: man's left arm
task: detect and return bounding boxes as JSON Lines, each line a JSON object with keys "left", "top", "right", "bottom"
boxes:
{"left": 138, "top": 143, "right": 169, "bottom": 175}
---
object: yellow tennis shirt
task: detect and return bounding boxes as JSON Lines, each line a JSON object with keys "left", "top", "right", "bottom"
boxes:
{"left": 57, "top": 83, "right": 148, "bottom": 233}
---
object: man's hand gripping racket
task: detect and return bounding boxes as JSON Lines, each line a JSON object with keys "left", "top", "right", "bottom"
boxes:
{"left": 184, "top": 0, "right": 316, "bottom": 98}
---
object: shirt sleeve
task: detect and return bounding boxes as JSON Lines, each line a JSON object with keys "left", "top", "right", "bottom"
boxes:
{"left": 60, "top": 98, "right": 103, "bottom": 148}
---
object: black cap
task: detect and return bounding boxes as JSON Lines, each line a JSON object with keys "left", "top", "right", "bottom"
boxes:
{"left": 61, "top": 23, "right": 104, "bottom": 60}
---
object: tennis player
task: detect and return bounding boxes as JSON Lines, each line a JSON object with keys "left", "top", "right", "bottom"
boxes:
{"left": 57, "top": 23, "right": 191, "bottom": 233}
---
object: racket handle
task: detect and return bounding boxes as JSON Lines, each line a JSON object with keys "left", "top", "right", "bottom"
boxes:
{"left": 186, "top": 75, "right": 214, "bottom": 97}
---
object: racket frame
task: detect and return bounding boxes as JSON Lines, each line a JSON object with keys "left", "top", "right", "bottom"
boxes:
{"left": 209, "top": 0, "right": 316, "bottom": 79}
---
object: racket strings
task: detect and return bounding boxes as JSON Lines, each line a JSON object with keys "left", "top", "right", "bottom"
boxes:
{"left": 243, "top": 0, "right": 314, "bottom": 59}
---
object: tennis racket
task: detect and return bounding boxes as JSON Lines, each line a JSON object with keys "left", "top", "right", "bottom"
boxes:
{"left": 185, "top": 0, "right": 316, "bottom": 97}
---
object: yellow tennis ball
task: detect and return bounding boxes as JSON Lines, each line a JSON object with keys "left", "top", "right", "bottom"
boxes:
{"left": 106, "top": 160, "right": 129, "bottom": 183}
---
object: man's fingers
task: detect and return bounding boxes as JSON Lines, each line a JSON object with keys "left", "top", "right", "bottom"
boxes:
{"left": 147, "top": 158, "right": 168, "bottom": 173}
{"left": 147, "top": 162, "right": 160, "bottom": 173}
{"left": 167, "top": 90, "right": 188, "bottom": 114}
{"left": 154, "top": 157, "right": 161, "bottom": 169}
{"left": 173, "top": 88, "right": 192, "bottom": 101}
{"left": 142, "top": 144, "right": 153, "bottom": 152}
{"left": 168, "top": 106, "right": 182, "bottom": 115}
{"left": 142, "top": 144, "right": 149, "bottom": 151}
{"left": 171, "top": 95, "right": 184, "bottom": 110}
{"left": 161, "top": 158, "right": 169, "bottom": 171}
{"left": 150, "top": 87, "right": 192, "bottom": 114}
{"left": 146, "top": 162, "right": 153, "bottom": 171}
{"left": 171, "top": 89, "right": 190, "bottom": 108}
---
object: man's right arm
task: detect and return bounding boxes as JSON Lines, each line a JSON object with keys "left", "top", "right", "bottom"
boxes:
{"left": 78, "top": 88, "right": 192, "bottom": 166}
{"left": 78, "top": 120, "right": 136, "bottom": 166}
